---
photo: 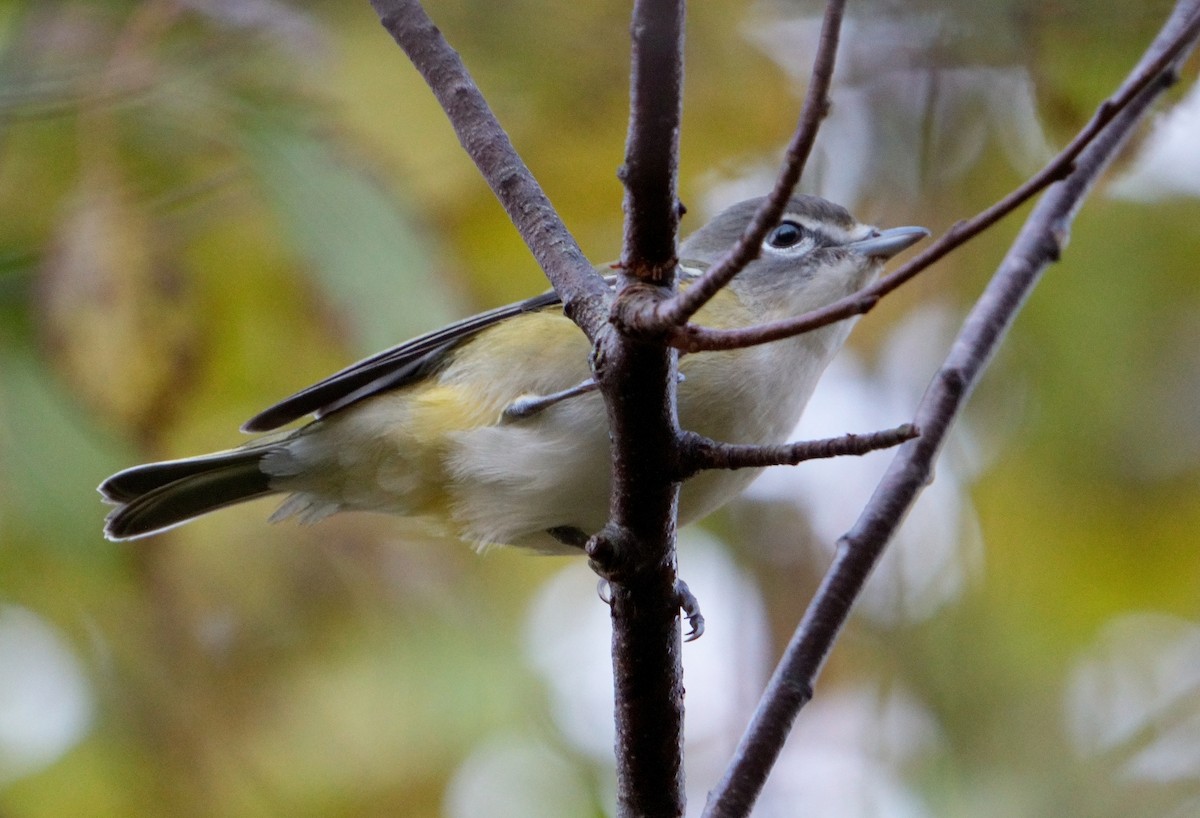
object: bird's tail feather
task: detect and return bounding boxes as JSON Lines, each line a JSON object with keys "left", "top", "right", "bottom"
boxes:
{"left": 100, "top": 446, "right": 278, "bottom": 541}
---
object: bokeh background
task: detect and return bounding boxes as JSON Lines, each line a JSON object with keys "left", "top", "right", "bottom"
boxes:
{"left": 2, "top": 0, "right": 1199, "bottom": 815}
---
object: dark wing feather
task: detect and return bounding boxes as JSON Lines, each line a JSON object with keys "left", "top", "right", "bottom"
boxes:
{"left": 241, "top": 290, "right": 564, "bottom": 432}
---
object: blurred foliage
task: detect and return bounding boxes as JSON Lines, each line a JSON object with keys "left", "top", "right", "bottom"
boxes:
{"left": 0, "top": 0, "right": 1198, "bottom": 816}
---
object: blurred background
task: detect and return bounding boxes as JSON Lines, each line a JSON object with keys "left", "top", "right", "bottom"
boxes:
{"left": 1, "top": 0, "right": 1198, "bottom": 815}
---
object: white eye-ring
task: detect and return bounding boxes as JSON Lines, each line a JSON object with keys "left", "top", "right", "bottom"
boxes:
{"left": 765, "top": 220, "right": 809, "bottom": 250}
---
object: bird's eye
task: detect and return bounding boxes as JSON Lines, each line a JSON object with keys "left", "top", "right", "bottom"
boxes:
{"left": 766, "top": 221, "right": 806, "bottom": 249}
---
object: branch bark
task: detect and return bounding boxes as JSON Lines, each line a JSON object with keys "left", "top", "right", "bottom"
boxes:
{"left": 366, "top": 9, "right": 691, "bottom": 810}
{"left": 703, "top": 3, "right": 1200, "bottom": 814}
{"left": 679, "top": 424, "right": 917, "bottom": 478}
{"left": 618, "top": 0, "right": 685, "bottom": 279}
{"left": 368, "top": 0, "right": 610, "bottom": 337}
{"left": 368, "top": 3, "right": 693, "bottom": 814}
{"left": 596, "top": 1, "right": 689, "bottom": 816}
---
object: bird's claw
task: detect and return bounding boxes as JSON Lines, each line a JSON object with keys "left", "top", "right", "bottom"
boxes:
{"left": 676, "top": 578, "right": 704, "bottom": 641}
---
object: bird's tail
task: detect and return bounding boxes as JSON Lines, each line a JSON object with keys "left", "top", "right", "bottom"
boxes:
{"left": 99, "top": 444, "right": 280, "bottom": 541}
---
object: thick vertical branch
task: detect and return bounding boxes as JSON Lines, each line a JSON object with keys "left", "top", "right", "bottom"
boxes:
{"left": 369, "top": 1, "right": 692, "bottom": 812}
{"left": 597, "top": 1, "right": 688, "bottom": 817}
{"left": 703, "top": 4, "right": 1200, "bottom": 815}
{"left": 619, "top": 0, "right": 685, "bottom": 278}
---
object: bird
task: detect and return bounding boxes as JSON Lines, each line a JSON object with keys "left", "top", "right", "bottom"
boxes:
{"left": 99, "top": 195, "right": 928, "bottom": 551}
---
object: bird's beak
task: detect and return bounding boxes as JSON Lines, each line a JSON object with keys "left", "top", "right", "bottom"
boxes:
{"left": 848, "top": 225, "right": 930, "bottom": 259}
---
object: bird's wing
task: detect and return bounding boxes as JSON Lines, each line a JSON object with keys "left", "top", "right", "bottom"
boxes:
{"left": 241, "top": 289, "right": 565, "bottom": 433}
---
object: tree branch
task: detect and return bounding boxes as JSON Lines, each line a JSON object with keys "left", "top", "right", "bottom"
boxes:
{"left": 596, "top": 1, "right": 688, "bottom": 816}
{"left": 369, "top": 3, "right": 693, "bottom": 813}
{"left": 618, "top": 0, "right": 686, "bottom": 279}
{"left": 703, "top": 4, "right": 1200, "bottom": 815}
{"left": 367, "top": 0, "right": 610, "bottom": 337}
{"left": 676, "top": 1, "right": 1200, "bottom": 354}
{"left": 678, "top": 424, "right": 917, "bottom": 479}
{"left": 652, "top": 0, "right": 847, "bottom": 329}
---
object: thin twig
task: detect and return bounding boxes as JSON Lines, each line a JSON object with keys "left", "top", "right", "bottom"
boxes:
{"left": 652, "top": 0, "right": 847, "bottom": 328}
{"left": 368, "top": 0, "right": 609, "bottom": 337}
{"left": 702, "top": 4, "right": 1200, "bottom": 815}
{"left": 676, "top": 2, "right": 1200, "bottom": 355}
{"left": 679, "top": 424, "right": 917, "bottom": 479}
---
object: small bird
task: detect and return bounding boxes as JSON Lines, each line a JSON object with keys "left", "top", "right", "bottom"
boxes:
{"left": 100, "top": 196, "right": 927, "bottom": 550}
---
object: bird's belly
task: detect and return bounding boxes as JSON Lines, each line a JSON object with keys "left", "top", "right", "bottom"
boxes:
{"left": 446, "top": 391, "right": 614, "bottom": 551}
{"left": 674, "top": 339, "right": 835, "bottom": 523}
{"left": 275, "top": 333, "right": 836, "bottom": 550}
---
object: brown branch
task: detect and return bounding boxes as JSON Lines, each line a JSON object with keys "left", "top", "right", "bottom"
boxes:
{"left": 676, "top": 2, "right": 1200, "bottom": 355}
{"left": 702, "top": 4, "right": 1200, "bottom": 815}
{"left": 370, "top": 2, "right": 690, "bottom": 813}
{"left": 678, "top": 424, "right": 917, "bottom": 479}
{"left": 597, "top": 1, "right": 688, "bottom": 816}
{"left": 618, "top": 0, "right": 686, "bottom": 279}
{"left": 367, "top": 0, "right": 610, "bottom": 337}
{"left": 652, "top": 0, "right": 847, "bottom": 328}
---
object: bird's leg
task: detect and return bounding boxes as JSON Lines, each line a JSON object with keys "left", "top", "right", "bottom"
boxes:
{"left": 546, "top": 525, "right": 591, "bottom": 549}
{"left": 550, "top": 525, "right": 705, "bottom": 641}
{"left": 502, "top": 372, "right": 686, "bottom": 424}
{"left": 500, "top": 379, "right": 598, "bottom": 423}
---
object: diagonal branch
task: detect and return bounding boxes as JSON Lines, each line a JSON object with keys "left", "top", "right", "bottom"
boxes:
{"left": 368, "top": 0, "right": 610, "bottom": 338}
{"left": 675, "top": 2, "right": 1200, "bottom": 355}
{"left": 652, "top": 0, "right": 847, "bottom": 328}
{"left": 702, "top": 4, "right": 1200, "bottom": 815}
